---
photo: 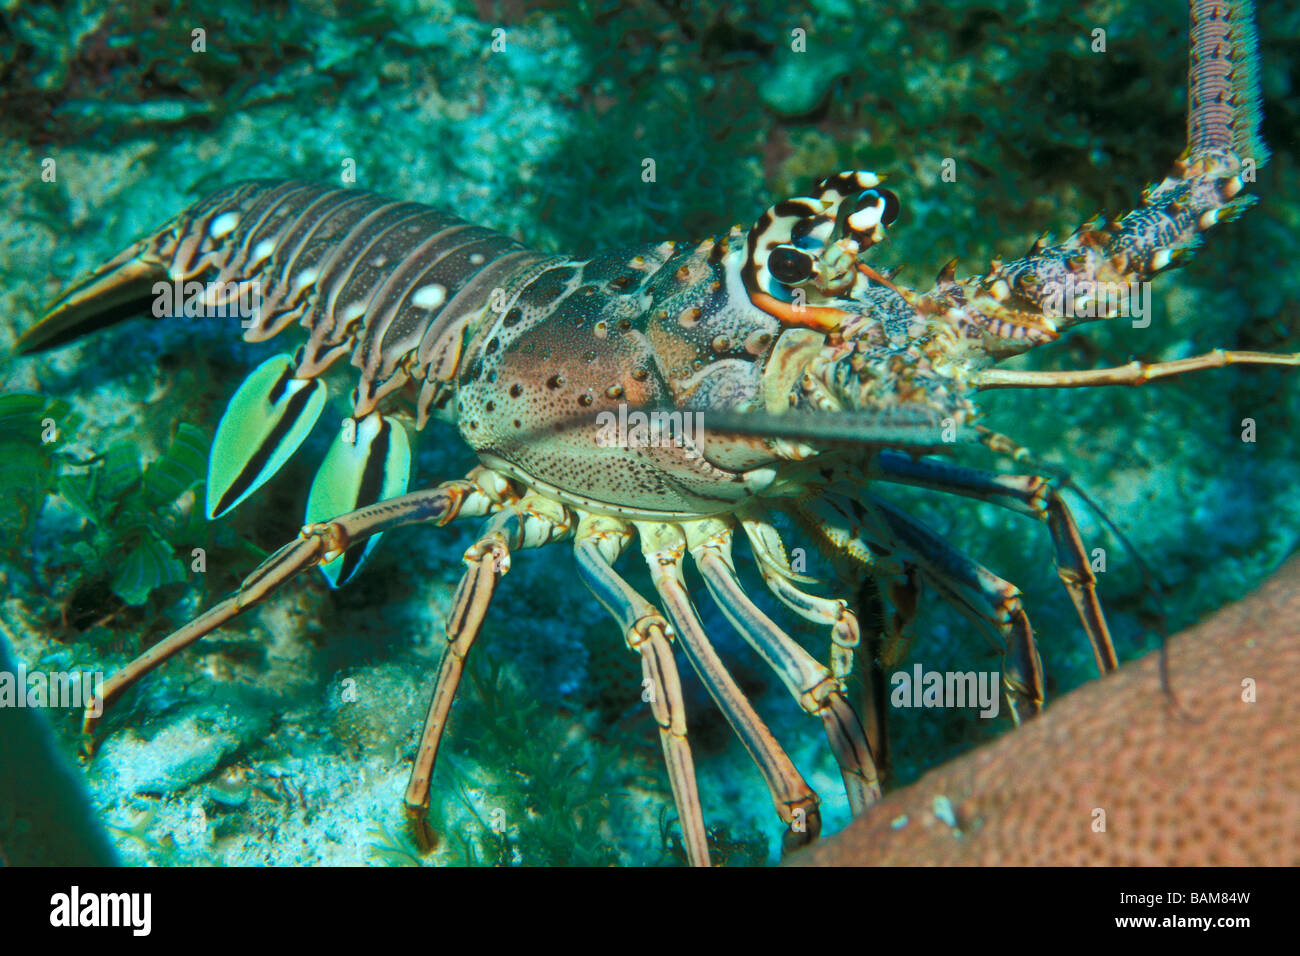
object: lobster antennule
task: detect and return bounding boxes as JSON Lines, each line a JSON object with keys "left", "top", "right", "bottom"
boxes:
{"left": 14, "top": 239, "right": 165, "bottom": 355}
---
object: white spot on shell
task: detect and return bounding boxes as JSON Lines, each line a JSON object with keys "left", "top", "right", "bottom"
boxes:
{"left": 469, "top": 253, "right": 486, "bottom": 265}
{"left": 293, "top": 267, "right": 319, "bottom": 290}
{"left": 342, "top": 302, "right": 366, "bottom": 322}
{"left": 1151, "top": 249, "right": 1171, "bottom": 271}
{"left": 411, "top": 284, "right": 447, "bottom": 309}
{"left": 210, "top": 212, "right": 239, "bottom": 239}
{"left": 252, "top": 239, "right": 276, "bottom": 263}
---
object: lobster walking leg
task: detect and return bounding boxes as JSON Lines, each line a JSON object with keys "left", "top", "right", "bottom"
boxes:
{"left": 640, "top": 523, "right": 823, "bottom": 852}
{"left": 756, "top": 572, "right": 862, "bottom": 685}
{"left": 405, "top": 492, "right": 574, "bottom": 851}
{"left": 789, "top": 495, "right": 937, "bottom": 772}
{"left": 858, "top": 493, "right": 1046, "bottom": 721}
{"left": 873, "top": 451, "right": 1119, "bottom": 675}
{"left": 405, "top": 522, "right": 511, "bottom": 852}
{"left": 572, "top": 518, "right": 710, "bottom": 867}
{"left": 687, "top": 523, "right": 881, "bottom": 814}
{"left": 82, "top": 477, "right": 500, "bottom": 738}
{"left": 740, "top": 514, "right": 862, "bottom": 685}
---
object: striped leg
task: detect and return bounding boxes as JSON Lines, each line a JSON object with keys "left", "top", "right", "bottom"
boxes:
{"left": 685, "top": 520, "right": 881, "bottom": 815}
{"left": 858, "top": 492, "right": 1045, "bottom": 721}
{"left": 784, "top": 497, "right": 927, "bottom": 776}
{"left": 405, "top": 523, "right": 509, "bottom": 851}
{"left": 405, "top": 495, "right": 573, "bottom": 852}
{"left": 743, "top": 516, "right": 910, "bottom": 783}
{"left": 572, "top": 516, "right": 709, "bottom": 867}
{"left": 739, "top": 514, "right": 862, "bottom": 685}
{"left": 639, "top": 522, "right": 823, "bottom": 853}
{"left": 874, "top": 451, "right": 1119, "bottom": 676}
{"left": 785, "top": 495, "right": 923, "bottom": 672}
{"left": 82, "top": 472, "right": 509, "bottom": 739}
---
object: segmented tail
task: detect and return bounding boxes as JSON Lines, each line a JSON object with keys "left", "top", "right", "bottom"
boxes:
{"left": 1188, "top": 0, "right": 1269, "bottom": 166}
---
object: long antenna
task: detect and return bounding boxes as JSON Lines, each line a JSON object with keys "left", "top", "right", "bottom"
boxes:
{"left": 1188, "top": 0, "right": 1270, "bottom": 166}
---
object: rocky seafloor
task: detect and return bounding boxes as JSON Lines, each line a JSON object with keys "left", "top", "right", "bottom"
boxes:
{"left": 1, "top": 0, "right": 1297, "bottom": 866}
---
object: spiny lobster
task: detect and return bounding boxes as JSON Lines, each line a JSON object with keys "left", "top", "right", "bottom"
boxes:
{"left": 15, "top": 0, "right": 1295, "bottom": 866}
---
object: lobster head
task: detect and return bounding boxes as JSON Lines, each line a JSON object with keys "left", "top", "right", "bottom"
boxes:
{"left": 733, "top": 171, "right": 976, "bottom": 454}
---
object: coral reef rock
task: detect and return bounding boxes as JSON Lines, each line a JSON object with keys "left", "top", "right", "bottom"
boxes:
{"left": 788, "top": 555, "right": 1300, "bottom": 866}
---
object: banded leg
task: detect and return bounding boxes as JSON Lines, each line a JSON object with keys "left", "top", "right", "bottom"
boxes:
{"left": 742, "top": 511, "right": 908, "bottom": 781}
{"left": 82, "top": 471, "right": 512, "bottom": 738}
{"left": 404, "top": 523, "right": 508, "bottom": 851}
{"left": 573, "top": 516, "right": 709, "bottom": 867}
{"left": 405, "top": 494, "right": 574, "bottom": 852}
{"left": 739, "top": 514, "right": 861, "bottom": 685}
{"left": 873, "top": 451, "right": 1119, "bottom": 675}
{"left": 639, "top": 521, "right": 823, "bottom": 853}
{"left": 855, "top": 492, "right": 1045, "bottom": 721}
{"left": 786, "top": 494, "right": 925, "bottom": 671}
{"left": 685, "top": 520, "right": 881, "bottom": 814}
{"left": 787, "top": 496, "right": 928, "bottom": 774}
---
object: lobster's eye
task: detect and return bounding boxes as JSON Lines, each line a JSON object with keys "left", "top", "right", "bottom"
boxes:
{"left": 768, "top": 245, "right": 815, "bottom": 284}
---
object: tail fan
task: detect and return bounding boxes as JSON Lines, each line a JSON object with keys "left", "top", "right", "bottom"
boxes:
{"left": 14, "top": 239, "right": 164, "bottom": 355}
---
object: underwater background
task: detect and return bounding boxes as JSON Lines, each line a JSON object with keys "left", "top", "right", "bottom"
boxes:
{"left": 1, "top": 0, "right": 1297, "bottom": 865}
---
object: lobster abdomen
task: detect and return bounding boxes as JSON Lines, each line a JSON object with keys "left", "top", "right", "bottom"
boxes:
{"left": 20, "top": 180, "right": 560, "bottom": 584}
{"left": 21, "top": 180, "right": 560, "bottom": 424}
